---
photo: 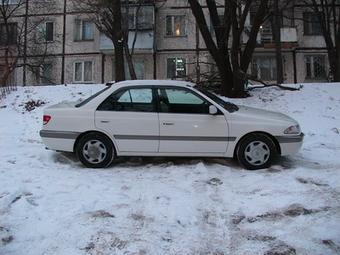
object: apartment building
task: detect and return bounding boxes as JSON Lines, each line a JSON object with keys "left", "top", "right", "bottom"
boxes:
{"left": 0, "top": 0, "right": 331, "bottom": 86}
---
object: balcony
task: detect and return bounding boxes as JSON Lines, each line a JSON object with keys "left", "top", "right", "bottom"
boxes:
{"left": 100, "top": 31, "right": 154, "bottom": 54}
{"left": 100, "top": 5, "right": 154, "bottom": 54}
{"left": 259, "top": 27, "right": 298, "bottom": 49}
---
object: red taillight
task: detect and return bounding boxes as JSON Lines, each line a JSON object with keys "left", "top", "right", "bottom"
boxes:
{"left": 43, "top": 115, "right": 51, "bottom": 125}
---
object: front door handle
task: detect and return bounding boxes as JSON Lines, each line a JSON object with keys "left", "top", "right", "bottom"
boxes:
{"left": 100, "top": 120, "right": 110, "bottom": 123}
{"left": 163, "top": 122, "right": 174, "bottom": 126}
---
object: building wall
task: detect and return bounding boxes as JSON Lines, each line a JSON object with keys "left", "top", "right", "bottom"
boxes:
{"left": 1, "top": 0, "right": 334, "bottom": 86}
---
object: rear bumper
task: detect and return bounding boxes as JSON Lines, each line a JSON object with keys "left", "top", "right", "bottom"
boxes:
{"left": 276, "top": 133, "right": 304, "bottom": 156}
{"left": 40, "top": 130, "right": 79, "bottom": 152}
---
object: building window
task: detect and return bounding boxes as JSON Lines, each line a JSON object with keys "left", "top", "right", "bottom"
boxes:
{"left": 1, "top": 0, "right": 19, "bottom": 5}
{"left": 167, "top": 58, "right": 186, "bottom": 78}
{"left": 74, "top": 19, "right": 94, "bottom": 41}
{"left": 37, "top": 22, "right": 54, "bottom": 42}
{"left": 42, "top": 64, "right": 53, "bottom": 84}
{"left": 74, "top": 61, "right": 93, "bottom": 83}
{"left": 210, "top": 14, "right": 224, "bottom": 34}
{"left": 127, "top": 6, "right": 153, "bottom": 30}
{"left": 305, "top": 55, "right": 326, "bottom": 80}
{"left": 0, "top": 65, "right": 15, "bottom": 85}
{"left": 0, "top": 23, "right": 17, "bottom": 45}
{"left": 44, "top": 22, "right": 54, "bottom": 41}
{"left": 166, "top": 15, "right": 186, "bottom": 36}
{"left": 33, "top": 63, "right": 53, "bottom": 84}
{"left": 303, "top": 13, "right": 322, "bottom": 35}
{"left": 126, "top": 60, "right": 145, "bottom": 80}
{"left": 251, "top": 56, "right": 277, "bottom": 81}
{"left": 111, "top": 59, "right": 145, "bottom": 80}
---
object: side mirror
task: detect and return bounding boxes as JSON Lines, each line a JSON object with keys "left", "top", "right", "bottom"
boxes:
{"left": 209, "top": 105, "right": 218, "bottom": 115}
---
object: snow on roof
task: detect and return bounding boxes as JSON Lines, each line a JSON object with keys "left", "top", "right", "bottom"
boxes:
{"left": 106, "top": 79, "right": 196, "bottom": 87}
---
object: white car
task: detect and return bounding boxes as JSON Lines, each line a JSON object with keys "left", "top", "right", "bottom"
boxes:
{"left": 40, "top": 80, "right": 303, "bottom": 170}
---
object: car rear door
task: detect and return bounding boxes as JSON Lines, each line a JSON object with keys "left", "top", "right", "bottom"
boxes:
{"left": 95, "top": 86, "right": 159, "bottom": 153}
{"left": 157, "top": 87, "right": 229, "bottom": 154}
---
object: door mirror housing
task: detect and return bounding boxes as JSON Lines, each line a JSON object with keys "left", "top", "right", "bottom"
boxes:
{"left": 209, "top": 105, "right": 218, "bottom": 115}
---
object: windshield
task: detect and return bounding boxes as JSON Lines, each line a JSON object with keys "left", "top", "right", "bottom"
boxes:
{"left": 196, "top": 87, "right": 239, "bottom": 113}
{"left": 75, "top": 86, "right": 110, "bottom": 108}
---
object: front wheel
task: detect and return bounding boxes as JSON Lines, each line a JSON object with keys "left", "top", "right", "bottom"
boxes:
{"left": 76, "top": 133, "right": 114, "bottom": 168}
{"left": 236, "top": 133, "right": 277, "bottom": 170}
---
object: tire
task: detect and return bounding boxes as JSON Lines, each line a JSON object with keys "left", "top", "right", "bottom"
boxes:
{"left": 236, "top": 133, "right": 277, "bottom": 170}
{"left": 76, "top": 133, "right": 114, "bottom": 168}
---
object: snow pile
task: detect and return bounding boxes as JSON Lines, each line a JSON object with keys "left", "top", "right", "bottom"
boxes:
{"left": 0, "top": 83, "right": 340, "bottom": 255}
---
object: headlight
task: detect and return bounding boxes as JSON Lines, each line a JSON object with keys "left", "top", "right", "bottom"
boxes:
{"left": 284, "top": 125, "right": 301, "bottom": 134}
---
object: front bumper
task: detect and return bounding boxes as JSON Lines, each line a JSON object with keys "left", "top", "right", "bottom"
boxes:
{"left": 275, "top": 133, "right": 304, "bottom": 156}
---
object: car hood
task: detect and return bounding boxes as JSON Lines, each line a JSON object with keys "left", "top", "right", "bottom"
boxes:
{"left": 232, "top": 105, "right": 298, "bottom": 125}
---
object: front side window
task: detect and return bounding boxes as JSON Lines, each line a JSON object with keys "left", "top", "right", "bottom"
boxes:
{"left": 251, "top": 56, "right": 277, "bottom": 81}
{"left": 167, "top": 58, "right": 186, "bottom": 79}
{"left": 303, "top": 12, "right": 322, "bottom": 35}
{"left": 98, "top": 88, "right": 154, "bottom": 112}
{"left": 166, "top": 15, "right": 186, "bottom": 36}
{"left": 74, "top": 19, "right": 94, "bottom": 41}
{"left": 305, "top": 55, "right": 326, "bottom": 79}
{"left": 74, "top": 61, "right": 93, "bottom": 83}
{"left": 158, "top": 88, "right": 209, "bottom": 114}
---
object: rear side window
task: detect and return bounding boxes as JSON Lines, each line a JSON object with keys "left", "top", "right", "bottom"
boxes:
{"left": 97, "top": 88, "right": 155, "bottom": 112}
{"left": 158, "top": 88, "right": 210, "bottom": 114}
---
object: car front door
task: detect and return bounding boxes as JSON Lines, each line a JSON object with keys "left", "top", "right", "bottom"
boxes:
{"left": 157, "top": 87, "right": 229, "bottom": 154}
{"left": 95, "top": 87, "right": 159, "bottom": 153}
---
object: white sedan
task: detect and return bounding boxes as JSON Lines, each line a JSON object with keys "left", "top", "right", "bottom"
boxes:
{"left": 40, "top": 80, "right": 303, "bottom": 170}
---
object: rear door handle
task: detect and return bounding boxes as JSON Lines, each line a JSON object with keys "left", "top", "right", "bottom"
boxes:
{"left": 100, "top": 120, "right": 110, "bottom": 123}
{"left": 163, "top": 122, "right": 174, "bottom": 126}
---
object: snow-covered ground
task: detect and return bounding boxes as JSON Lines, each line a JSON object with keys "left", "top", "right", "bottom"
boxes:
{"left": 0, "top": 83, "right": 340, "bottom": 255}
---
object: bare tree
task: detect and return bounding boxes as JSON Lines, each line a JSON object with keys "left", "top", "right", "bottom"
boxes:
{"left": 75, "top": 0, "right": 152, "bottom": 81}
{"left": 188, "top": 0, "right": 270, "bottom": 97}
{"left": 0, "top": 0, "right": 59, "bottom": 98}
{"left": 304, "top": 0, "right": 340, "bottom": 81}
{"left": 270, "top": 0, "right": 284, "bottom": 84}
{"left": 122, "top": 0, "right": 147, "bottom": 80}
{"left": 75, "top": 0, "right": 126, "bottom": 82}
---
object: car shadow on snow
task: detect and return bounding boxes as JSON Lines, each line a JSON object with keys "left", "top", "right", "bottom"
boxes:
{"left": 54, "top": 151, "right": 243, "bottom": 170}
{"left": 112, "top": 156, "right": 243, "bottom": 169}
{"left": 54, "top": 151, "right": 319, "bottom": 172}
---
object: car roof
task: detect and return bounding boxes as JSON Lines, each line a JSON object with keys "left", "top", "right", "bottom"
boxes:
{"left": 107, "top": 80, "right": 196, "bottom": 88}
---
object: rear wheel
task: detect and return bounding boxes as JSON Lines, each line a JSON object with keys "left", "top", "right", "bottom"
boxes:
{"left": 76, "top": 133, "right": 114, "bottom": 168}
{"left": 236, "top": 133, "right": 276, "bottom": 170}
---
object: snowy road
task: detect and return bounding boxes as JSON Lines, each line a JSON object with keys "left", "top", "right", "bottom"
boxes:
{"left": 0, "top": 84, "right": 340, "bottom": 255}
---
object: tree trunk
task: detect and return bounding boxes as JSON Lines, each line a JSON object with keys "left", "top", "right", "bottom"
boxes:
{"left": 216, "top": 57, "right": 233, "bottom": 95}
{"left": 112, "top": 0, "right": 125, "bottom": 82}
{"left": 335, "top": 38, "right": 340, "bottom": 81}
{"left": 240, "top": 0, "right": 269, "bottom": 72}
{"left": 124, "top": 46, "right": 137, "bottom": 80}
{"left": 114, "top": 41, "right": 125, "bottom": 82}
{"left": 122, "top": 0, "right": 137, "bottom": 80}
{"left": 188, "top": 0, "right": 234, "bottom": 96}
{"left": 272, "top": 0, "right": 284, "bottom": 84}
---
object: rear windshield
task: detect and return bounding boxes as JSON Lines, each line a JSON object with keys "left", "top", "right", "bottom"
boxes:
{"left": 75, "top": 86, "right": 110, "bottom": 108}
